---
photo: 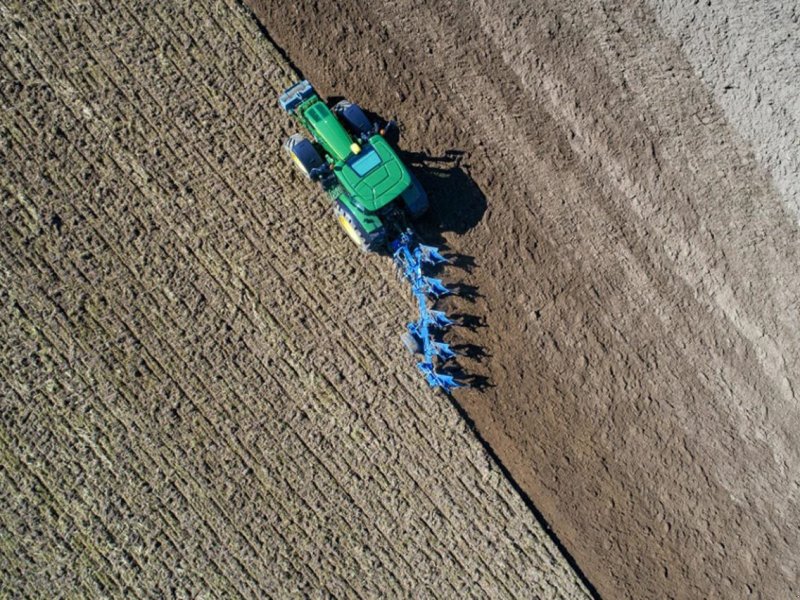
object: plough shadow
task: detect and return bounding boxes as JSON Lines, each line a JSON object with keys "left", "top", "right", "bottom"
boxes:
{"left": 400, "top": 149, "right": 494, "bottom": 392}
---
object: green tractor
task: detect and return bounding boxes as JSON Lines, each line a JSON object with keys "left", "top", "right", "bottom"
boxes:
{"left": 279, "top": 80, "right": 428, "bottom": 251}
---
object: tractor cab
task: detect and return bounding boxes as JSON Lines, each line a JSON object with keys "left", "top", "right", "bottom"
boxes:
{"left": 335, "top": 137, "right": 411, "bottom": 213}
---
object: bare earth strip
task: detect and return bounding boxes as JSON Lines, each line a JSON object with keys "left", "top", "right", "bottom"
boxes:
{"left": 0, "top": 0, "right": 589, "bottom": 598}
{"left": 649, "top": 0, "right": 800, "bottom": 219}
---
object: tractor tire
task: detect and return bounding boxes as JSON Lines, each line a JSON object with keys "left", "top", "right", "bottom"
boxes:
{"left": 332, "top": 100, "right": 373, "bottom": 137}
{"left": 401, "top": 171, "right": 430, "bottom": 219}
{"left": 333, "top": 202, "right": 384, "bottom": 253}
{"left": 401, "top": 331, "right": 423, "bottom": 355}
{"left": 284, "top": 134, "right": 324, "bottom": 179}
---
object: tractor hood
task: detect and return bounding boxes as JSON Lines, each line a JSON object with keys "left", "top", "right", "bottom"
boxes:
{"left": 335, "top": 135, "right": 411, "bottom": 212}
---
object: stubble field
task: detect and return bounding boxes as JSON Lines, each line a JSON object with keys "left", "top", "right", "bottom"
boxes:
{"left": 0, "top": 1, "right": 589, "bottom": 597}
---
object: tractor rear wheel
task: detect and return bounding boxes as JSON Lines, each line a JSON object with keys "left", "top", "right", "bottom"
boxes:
{"left": 334, "top": 202, "right": 384, "bottom": 253}
{"left": 284, "top": 134, "right": 324, "bottom": 179}
{"left": 401, "top": 171, "right": 429, "bottom": 219}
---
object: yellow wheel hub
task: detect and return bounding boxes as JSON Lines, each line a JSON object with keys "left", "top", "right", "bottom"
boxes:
{"left": 338, "top": 213, "right": 364, "bottom": 247}
{"left": 290, "top": 151, "right": 308, "bottom": 175}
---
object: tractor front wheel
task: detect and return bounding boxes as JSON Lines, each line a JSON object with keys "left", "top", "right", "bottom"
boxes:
{"left": 332, "top": 100, "right": 373, "bottom": 137}
{"left": 284, "top": 134, "right": 324, "bottom": 179}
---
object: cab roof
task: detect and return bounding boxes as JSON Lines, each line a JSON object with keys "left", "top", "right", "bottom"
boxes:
{"left": 335, "top": 135, "right": 411, "bottom": 212}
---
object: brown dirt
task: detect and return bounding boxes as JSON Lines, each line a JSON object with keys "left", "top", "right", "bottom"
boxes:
{"left": 0, "top": 0, "right": 590, "bottom": 597}
{"left": 247, "top": 0, "right": 800, "bottom": 598}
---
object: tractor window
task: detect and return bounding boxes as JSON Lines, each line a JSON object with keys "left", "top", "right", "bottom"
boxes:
{"left": 307, "top": 103, "right": 328, "bottom": 123}
{"left": 349, "top": 148, "right": 381, "bottom": 176}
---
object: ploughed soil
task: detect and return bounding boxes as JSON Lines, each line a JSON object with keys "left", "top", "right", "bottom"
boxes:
{"left": 247, "top": 1, "right": 800, "bottom": 598}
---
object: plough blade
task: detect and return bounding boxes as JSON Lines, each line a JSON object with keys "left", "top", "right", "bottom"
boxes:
{"left": 432, "top": 341, "right": 456, "bottom": 361}
{"left": 433, "top": 373, "right": 461, "bottom": 393}
{"left": 416, "top": 244, "right": 448, "bottom": 265}
{"left": 417, "top": 362, "right": 461, "bottom": 392}
{"left": 422, "top": 277, "right": 450, "bottom": 298}
{"left": 429, "top": 310, "right": 453, "bottom": 329}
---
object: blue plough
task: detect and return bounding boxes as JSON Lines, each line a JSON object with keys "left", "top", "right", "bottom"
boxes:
{"left": 390, "top": 231, "right": 461, "bottom": 392}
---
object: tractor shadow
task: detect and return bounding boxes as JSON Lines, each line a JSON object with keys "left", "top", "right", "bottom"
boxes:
{"left": 400, "top": 149, "right": 486, "bottom": 246}
{"left": 399, "top": 149, "right": 493, "bottom": 392}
